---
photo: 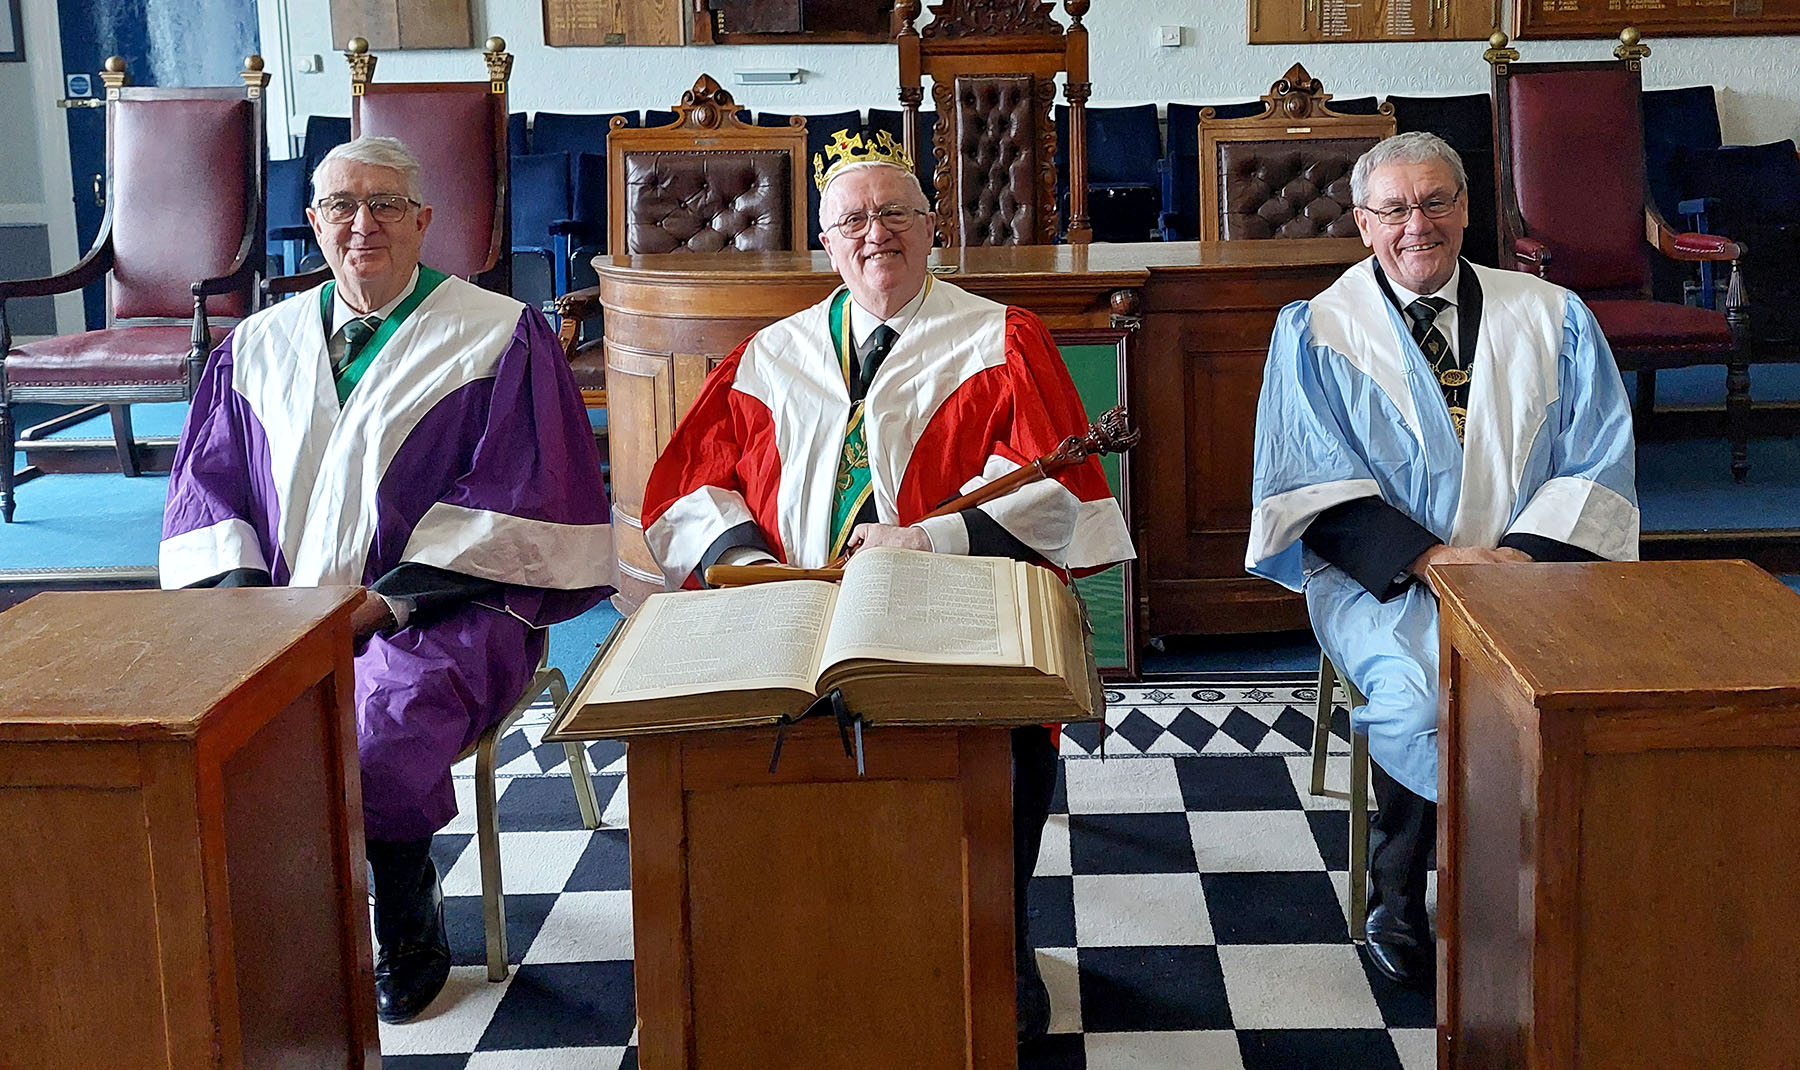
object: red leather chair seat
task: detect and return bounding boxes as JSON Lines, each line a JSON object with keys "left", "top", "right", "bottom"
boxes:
{"left": 5, "top": 325, "right": 227, "bottom": 388}
{"left": 1587, "top": 299, "right": 1734, "bottom": 360}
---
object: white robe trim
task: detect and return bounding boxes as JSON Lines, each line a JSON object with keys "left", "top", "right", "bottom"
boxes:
{"left": 158, "top": 517, "right": 269, "bottom": 588}
{"left": 644, "top": 484, "right": 759, "bottom": 588}
{"left": 1508, "top": 477, "right": 1640, "bottom": 562}
{"left": 1245, "top": 478, "right": 1383, "bottom": 586}
{"left": 404, "top": 503, "right": 616, "bottom": 589}
{"left": 228, "top": 274, "right": 526, "bottom": 586}
{"left": 729, "top": 280, "right": 1012, "bottom": 568}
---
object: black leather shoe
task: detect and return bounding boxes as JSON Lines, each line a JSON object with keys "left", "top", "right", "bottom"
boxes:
{"left": 375, "top": 931, "right": 451, "bottom": 1024}
{"left": 1363, "top": 903, "right": 1433, "bottom": 990}
{"left": 1016, "top": 948, "right": 1051, "bottom": 1043}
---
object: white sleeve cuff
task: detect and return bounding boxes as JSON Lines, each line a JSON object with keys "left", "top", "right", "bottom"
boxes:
{"left": 914, "top": 513, "right": 969, "bottom": 556}
{"left": 716, "top": 545, "right": 778, "bottom": 567}
{"left": 377, "top": 593, "right": 412, "bottom": 630}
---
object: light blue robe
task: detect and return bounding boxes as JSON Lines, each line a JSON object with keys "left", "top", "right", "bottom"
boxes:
{"left": 1246, "top": 258, "right": 1639, "bottom": 800}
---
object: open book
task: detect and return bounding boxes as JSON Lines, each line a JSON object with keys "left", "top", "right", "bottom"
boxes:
{"left": 553, "top": 547, "right": 1098, "bottom": 738}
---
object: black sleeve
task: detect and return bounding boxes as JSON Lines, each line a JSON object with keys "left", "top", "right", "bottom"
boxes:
{"left": 1301, "top": 496, "right": 1441, "bottom": 603}
{"left": 369, "top": 562, "right": 504, "bottom": 626}
{"left": 1498, "top": 531, "right": 1604, "bottom": 563}
{"left": 962, "top": 508, "right": 1036, "bottom": 563}
{"left": 187, "top": 567, "right": 272, "bottom": 589}
{"left": 697, "top": 520, "right": 775, "bottom": 588}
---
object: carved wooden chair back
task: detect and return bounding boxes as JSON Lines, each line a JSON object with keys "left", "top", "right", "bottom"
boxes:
{"left": 605, "top": 75, "right": 808, "bottom": 255}
{"left": 896, "top": 0, "right": 1093, "bottom": 246}
{"left": 1197, "top": 64, "right": 1395, "bottom": 242}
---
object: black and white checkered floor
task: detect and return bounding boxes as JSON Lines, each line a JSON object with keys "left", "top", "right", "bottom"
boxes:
{"left": 381, "top": 674, "right": 1435, "bottom": 1070}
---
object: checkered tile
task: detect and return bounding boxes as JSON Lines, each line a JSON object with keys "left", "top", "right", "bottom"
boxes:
{"left": 380, "top": 675, "right": 1427, "bottom": 1069}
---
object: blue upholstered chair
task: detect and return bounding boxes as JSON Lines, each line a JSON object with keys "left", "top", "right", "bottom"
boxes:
{"left": 866, "top": 107, "right": 939, "bottom": 209}
{"left": 1055, "top": 104, "right": 1162, "bottom": 242}
{"left": 1159, "top": 101, "right": 1260, "bottom": 241}
{"left": 1387, "top": 94, "right": 1497, "bottom": 268}
{"left": 266, "top": 156, "right": 313, "bottom": 276}
{"left": 532, "top": 111, "right": 637, "bottom": 159}
{"left": 758, "top": 109, "right": 861, "bottom": 248}
{"left": 510, "top": 152, "right": 573, "bottom": 296}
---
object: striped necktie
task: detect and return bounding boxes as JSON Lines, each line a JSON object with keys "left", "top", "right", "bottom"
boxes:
{"left": 336, "top": 315, "right": 380, "bottom": 376}
{"left": 1404, "top": 297, "right": 1468, "bottom": 442}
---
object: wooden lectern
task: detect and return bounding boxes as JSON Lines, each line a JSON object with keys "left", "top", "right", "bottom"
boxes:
{"left": 1434, "top": 560, "right": 1800, "bottom": 1070}
{"left": 551, "top": 624, "right": 1100, "bottom": 1070}
{"left": 0, "top": 588, "right": 378, "bottom": 1069}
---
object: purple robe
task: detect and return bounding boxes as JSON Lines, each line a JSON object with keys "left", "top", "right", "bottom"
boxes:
{"left": 161, "top": 272, "right": 613, "bottom": 840}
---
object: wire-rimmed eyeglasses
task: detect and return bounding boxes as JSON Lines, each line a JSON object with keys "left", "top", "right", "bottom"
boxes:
{"left": 312, "top": 194, "right": 421, "bottom": 225}
{"left": 1357, "top": 189, "right": 1463, "bottom": 226}
{"left": 826, "top": 204, "right": 929, "bottom": 239}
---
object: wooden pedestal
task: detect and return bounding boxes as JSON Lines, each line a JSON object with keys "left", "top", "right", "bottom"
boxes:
{"left": 1435, "top": 560, "right": 1800, "bottom": 1070}
{"left": 0, "top": 588, "right": 377, "bottom": 1069}
{"left": 626, "top": 718, "right": 1017, "bottom": 1070}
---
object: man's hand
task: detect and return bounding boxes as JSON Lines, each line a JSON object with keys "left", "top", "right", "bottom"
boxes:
{"left": 350, "top": 590, "right": 396, "bottom": 641}
{"left": 1408, "top": 544, "right": 1531, "bottom": 596}
{"left": 845, "top": 523, "right": 931, "bottom": 555}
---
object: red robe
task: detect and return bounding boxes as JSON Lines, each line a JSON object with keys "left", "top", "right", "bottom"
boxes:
{"left": 643, "top": 278, "right": 1133, "bottom": 586}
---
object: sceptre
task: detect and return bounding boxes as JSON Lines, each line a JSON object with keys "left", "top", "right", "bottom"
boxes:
{"left": 704, "top": 406, "right": 1140, "bottom": 587}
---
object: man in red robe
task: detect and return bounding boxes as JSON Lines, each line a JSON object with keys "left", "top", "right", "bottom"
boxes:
{"left": 642, "top": 132, "right": 1133, "bottom": 1043}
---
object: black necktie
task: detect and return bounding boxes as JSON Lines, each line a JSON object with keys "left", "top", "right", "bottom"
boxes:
{"left": 336, "top": 315, "right": 380, "bottom": 376}
{"left": 854, "top": 324, "right": 898, "bottom": 401}
{"left": 1405, "top": 297, "right": 1468, "bottom": 441}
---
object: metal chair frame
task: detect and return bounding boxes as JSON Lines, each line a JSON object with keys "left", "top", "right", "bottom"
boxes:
{"left": 1311, "top": 652, "right": 1370, "bottom": 942}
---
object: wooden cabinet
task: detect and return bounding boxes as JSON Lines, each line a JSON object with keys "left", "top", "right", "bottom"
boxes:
{"left": 591, "top": 239, "right": 1362, "bottom": 634}
{"left": 0, "top": 588, "right": 377, "bottom": 1070}
{"left": 1435, "top": 560, "right": 1800, "bottom": 1070}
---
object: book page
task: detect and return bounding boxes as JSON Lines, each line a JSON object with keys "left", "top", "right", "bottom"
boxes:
{"left": 818, "top": 547, "right": 1025, "bottom": 670}
{"left": 588, "top": 581, "right": 837, "bottom": 702}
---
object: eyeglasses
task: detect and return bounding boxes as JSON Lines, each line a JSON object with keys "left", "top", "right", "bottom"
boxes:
{"left": 1358, "top": 190, "right": 1463, "bottom": 226}
{"left": 312, "top": 194, "right": 421, "bottom": 225}
{"left": 826, "top": 204, "right": 928, "bottom": 239}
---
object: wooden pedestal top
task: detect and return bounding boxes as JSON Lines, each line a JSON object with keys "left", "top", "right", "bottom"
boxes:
{"left": 1432, "top": 560, "right": 1800, "bottom": 706}
{"left": 0, "top": 587, "right": 359, "bottom": 741}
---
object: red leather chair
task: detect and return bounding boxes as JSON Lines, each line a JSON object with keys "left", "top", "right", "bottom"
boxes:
{"left": 265, "top": 37, "right": 513, "bottom": 301}
{"left": 1488, "top": 30, "right": 1754, "bottom": 481}
{"left": 0, "top": 56, "right": 267, "bottom": 522}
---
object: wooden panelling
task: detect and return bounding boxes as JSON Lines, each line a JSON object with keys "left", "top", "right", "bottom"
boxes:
{"left": 331, "top": 0, "right": 470, "bottom": 49}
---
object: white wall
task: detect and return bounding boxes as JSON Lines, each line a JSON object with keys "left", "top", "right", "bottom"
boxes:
{"left": 266, "top": 0, "right": 1800, "bottom": 148}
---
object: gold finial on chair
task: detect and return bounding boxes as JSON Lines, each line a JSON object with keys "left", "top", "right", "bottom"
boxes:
{"left": 1614, "top": 26, "right": 1650, "bottom": 65}
{"left": 99, "top": 56, "right": 129, "bottom": 96}
{"left": 346, "top": 37, "right": 377, "bottom": 91}
{"left": 484, "top": 37, "right": 513, "bottom": 91}
{"left": 1483, "top": 31, "right": 1519, "bottom": 71}
{"left": 242, "top": 54, "right": 270, "bottom": 95}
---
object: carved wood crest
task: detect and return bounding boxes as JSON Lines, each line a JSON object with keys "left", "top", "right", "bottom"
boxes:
{"left": 638, "top": 74, "right": 752, "bottom": 131}
{"left": 919, "top": 0, "right": 1062, "bottom": 38}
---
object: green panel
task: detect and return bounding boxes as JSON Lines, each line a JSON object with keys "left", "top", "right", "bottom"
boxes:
{"left": 1057, "top": 342, "right": 1129, "bottom": 671}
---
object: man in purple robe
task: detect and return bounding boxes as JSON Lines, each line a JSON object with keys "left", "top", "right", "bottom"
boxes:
{"left": 160, "top": 136, "right": 613, "bottom": 1022}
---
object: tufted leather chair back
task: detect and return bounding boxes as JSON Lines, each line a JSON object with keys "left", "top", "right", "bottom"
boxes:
{"left": 1500, "top": 65, "right": 1649, "bottom": 295}
{"left": 949, "top": 74, "right": 1047, "bottom": 246}
{"left": 109, "top": 97, "right": 258, "bottom": 321}
{"left": 357, "top": 83, "right": 507, "bottom": 282}
{"left": 1216, "top": 138, "right": 1372, "bottom": 240}
{"left": 606, "top": 75, "right": 808, "bottom": 256}
{"left": 1198, "top": 64, "right": 1394, "bottom": 243}
{"left": 620, "top": 151, "right": 794, "bottom": 253}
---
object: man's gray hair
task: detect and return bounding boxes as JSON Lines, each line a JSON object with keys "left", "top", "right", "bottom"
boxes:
{"left": 313, "top": 136, "right": 425, "bottom": 202}
{"left": 1350, "top": 131, "right": 1467, "bottom": 206}
{"left": 819, "top": 161, "right": 929, "bottom": 226}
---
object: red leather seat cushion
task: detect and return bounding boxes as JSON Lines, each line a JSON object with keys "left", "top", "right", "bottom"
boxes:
{"left": 5, "top": 325, "right": 227, "bottom": 388}
{"left": 1587, "top": 299, "right": 1733, "bottom": 359}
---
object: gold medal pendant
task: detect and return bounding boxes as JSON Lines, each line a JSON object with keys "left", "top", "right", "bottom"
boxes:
{"left": 1449, "top": 406, "right": 1468, "bottom": 442}
{"left": 1438, "top": 367, "right": 1470, "bottom": 389}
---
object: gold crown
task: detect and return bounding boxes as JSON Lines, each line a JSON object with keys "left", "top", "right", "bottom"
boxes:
{"left": 813, "top": 129, "right": 914, "bottom": 192}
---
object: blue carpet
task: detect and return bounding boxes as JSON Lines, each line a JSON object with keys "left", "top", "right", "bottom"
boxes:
{"left": 0, "top": 473, "right": 169, "bottom": 569}
{"left": 1637, "top": 436, "right": 1800, "bottom": 531}
{"left": 1625, "top": 365, "right": 1800, "bottom": 407}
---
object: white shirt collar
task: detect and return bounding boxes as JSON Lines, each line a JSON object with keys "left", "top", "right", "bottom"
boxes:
{"left": 847, "top": 278, "right": 930, "bottom": 349}
{"left": 1387, "top": 262, "right": 1460, "bottom": 311}
{"left": 330, "top": 266, "right": 420, "bottom": 336}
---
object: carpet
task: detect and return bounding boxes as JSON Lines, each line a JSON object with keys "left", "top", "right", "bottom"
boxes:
{"left": 380, "top": 676, "right": 1431, "bottom": 1070}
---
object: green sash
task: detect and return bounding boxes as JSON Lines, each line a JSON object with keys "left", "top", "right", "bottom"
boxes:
{"left": 320, "top": 266, "right": 451, "bottom": 403}
{"left": 827, "top": 290, "right": 872, "bottom": 559}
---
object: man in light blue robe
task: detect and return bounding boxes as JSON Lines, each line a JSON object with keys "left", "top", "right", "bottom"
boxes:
{"left": 1246, "top": 132, "right": 1638, "bottom": 987}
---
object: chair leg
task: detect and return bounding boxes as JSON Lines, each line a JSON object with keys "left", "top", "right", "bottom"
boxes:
{"left": 548, "top": 671, "right": 603, "bottom": 830}
{"left": 1, "top": 398, "right": 14, "bottom": 523}
{"left": 1727, "top": 358, "right": 1751, "bottom": 484}
{"left": 1310, "top": 653, "right": 1334, "bottom": 797}
{"left": 474, "top": 726, "right": 510, "bottom": 982}
{"left": 110, "top": 405, "right": 141, "bottom": 478}
{"left": 1348, "top": 729, "right": 1370, "bottom": 943}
